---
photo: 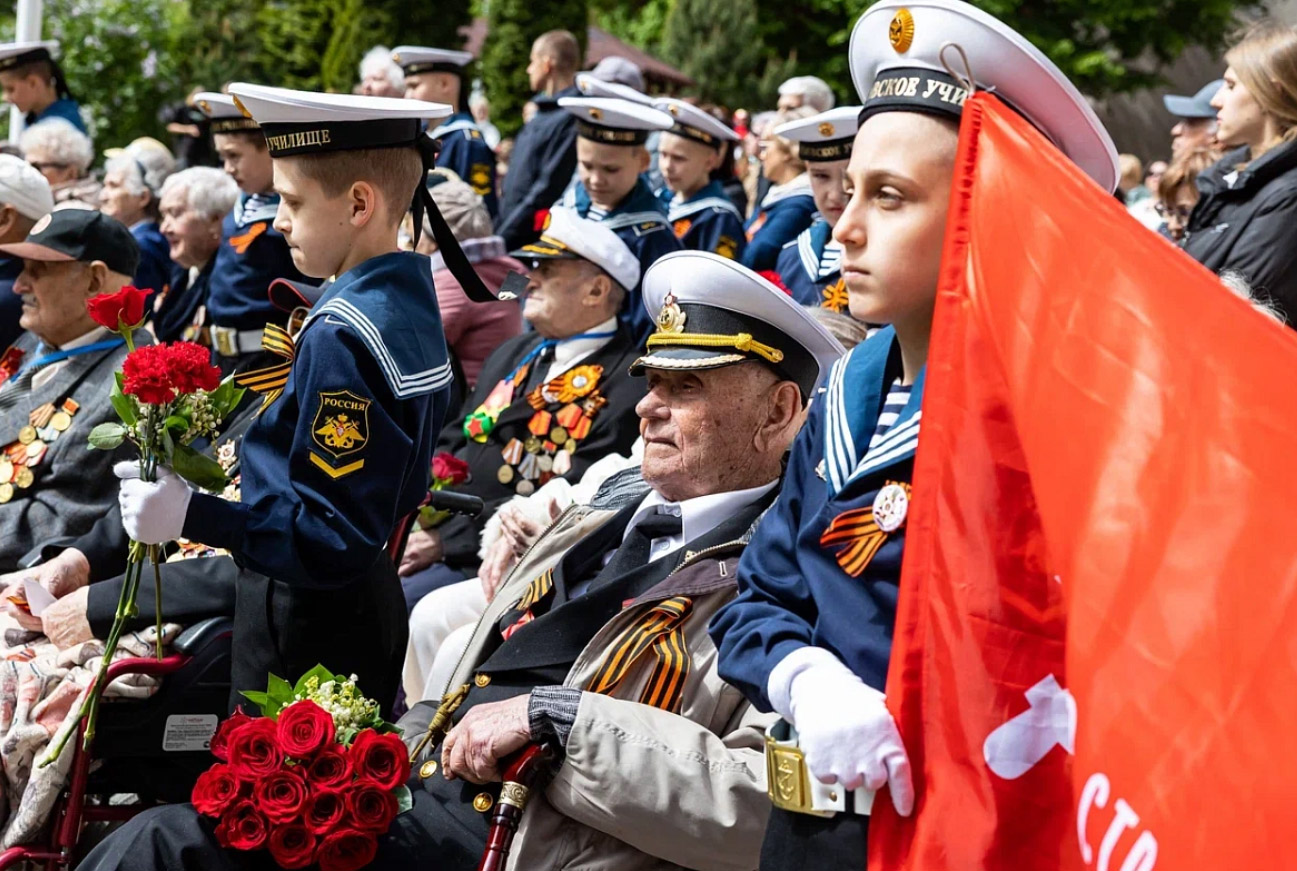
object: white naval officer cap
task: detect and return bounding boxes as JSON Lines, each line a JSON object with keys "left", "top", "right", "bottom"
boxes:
{"left": 391, "top": 46, "right": 475, "bottom": 76}
{"left": 0, "top": 40, "right": 58, "bottom": 72}
{"left": 510, "top": 207, "right": 640, "bottom": 293}
{"left": 558, "top": 97, "right": 673, "bottom": 146}
{"left": 633, "top": 251, "right": 846, "bottom": 398}
{"left": 576, "top": 72, "right": 652, "bottom": 105}
{"left": 774, "top": 106, "right": 862, "bottom": 163}
{"left": 0, "top": 154, "right": 53, "bottom": 221}
{"left": 653, "top": 97, "right": 738, "bottom": 148}
{"left": 849, "top": 0, "right": 1118, "bottom": 192}
{"left": 193, "top": 91, "right": 262, "bottom": 134}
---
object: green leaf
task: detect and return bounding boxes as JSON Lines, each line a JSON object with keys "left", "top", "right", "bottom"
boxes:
{"left": 239, "top": 689, "right": 271, "bottom": 716}
{"left": 87, "top": 422, "right": 127, "bottom": 451}
{"left": 170, "top": 443, "right": 228, "bottom": 491}
{"left": 110, "top": 378, "right": 138, "bottom": 427}
{"left": 164, "top": 414, "right": 190, "bottom": 433}
{"left": 292, "top": 663, "right": 337, "bottom": 697}
{"left": 394, "top": 785, "right": 413, "bottom": 815}
{"left": 268, "top": 673, "right": 295, "bottom": 704}
{"left": 160, "top": 427, "right": 176, "bottom": 463}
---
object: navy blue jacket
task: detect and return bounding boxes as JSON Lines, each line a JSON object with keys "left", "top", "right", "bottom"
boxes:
{"left": 0, "top": 255, "right": 24, "bottom": 351}
{"left": 710, "top": 328, "right": 922, "bottom": 707}
{"left": 183, "top": 251, "right": 452, "bottom": 588}
{"left": 130, "top": 221, "right": 174, "bottom": 309}
{"left": 560, "top": 177, "right": 683, "bottom": 340}
{"left": 27, "top": 98, "right": 85, "bottom": 134}
{"left": 206, "top": 193, "right": 311, "bottom": 330}
{"left": 659, "top": 180, "right": 747, "bottom": 261}
{"left": 742, "top": 182, "right": 816, "bottom": 273}
{"left": 776, "top": 219, "right": 848, "bottom": 312}
{"left": 432, "top": 112, "right": 498, "bottom": 219}
{"left": 495, "top": 85, "right": 581, "bottom": 251}
{"left": 152, "top": 259, "right": 215, "bottom": 343}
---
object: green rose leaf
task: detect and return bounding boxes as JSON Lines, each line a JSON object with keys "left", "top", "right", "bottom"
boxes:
{"left": 170, "top": 443, "right": 228, "bottom": 491}
{"left": 87, "top": 422, "right": 127, "bottom": 451}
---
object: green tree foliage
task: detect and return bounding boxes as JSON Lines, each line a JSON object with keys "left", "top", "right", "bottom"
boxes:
{"left": 165, "top": 0, "right": 264, "bottom": 96}
{"left": 320, "top": 0, "right": 473, "bottom": 93}
{"left": 482, "top": 0, "right": 589, "bottom": 139}
{"left": 660, "top": 0, "right": 795, "bottom": 111}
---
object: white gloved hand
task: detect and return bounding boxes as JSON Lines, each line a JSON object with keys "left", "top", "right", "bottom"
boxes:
{"left": 769, "top": 646, "right": 915, "bottom": 816}
{"left": 115, "top": 461, "right": 193, "bottom": 545}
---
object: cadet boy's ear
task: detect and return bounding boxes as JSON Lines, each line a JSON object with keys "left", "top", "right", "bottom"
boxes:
{"left": 347, "top": 180, "right": 379, "bottom": 228}
{"left": 637, "top": 147, "right": 651, "bottom": 173}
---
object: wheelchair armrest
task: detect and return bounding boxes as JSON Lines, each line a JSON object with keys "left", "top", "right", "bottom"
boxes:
{"left": 173, "top": 616, "right": 234, "bottom": 655}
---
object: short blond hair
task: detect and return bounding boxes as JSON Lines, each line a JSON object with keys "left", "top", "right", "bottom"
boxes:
{"left": 287, "top": 147, "right": 423, "bottom": 224}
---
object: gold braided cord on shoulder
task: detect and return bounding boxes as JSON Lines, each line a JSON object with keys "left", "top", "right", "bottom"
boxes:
{"left": 644, "top": 331, "right": 785, "bottom": 364}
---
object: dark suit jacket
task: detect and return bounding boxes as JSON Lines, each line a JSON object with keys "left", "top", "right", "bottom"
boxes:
{"left": 432, "top": 321, "right": 644, "bottom": 573}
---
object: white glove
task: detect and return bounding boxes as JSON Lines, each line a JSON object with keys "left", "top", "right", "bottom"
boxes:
{"left": 115, "top": 461, "right": 193, "bottom": 545}
{"left": 769, "top": 646, "right": 915, "bottom": 816}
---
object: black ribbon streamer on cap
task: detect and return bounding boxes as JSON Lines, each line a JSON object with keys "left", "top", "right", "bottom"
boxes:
{"left": 414, "top": 135, "right": 523, "bottom": 303}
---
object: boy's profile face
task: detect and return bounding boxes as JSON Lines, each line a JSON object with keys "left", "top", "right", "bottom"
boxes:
{"left": 807, "top": 159, "right": 848, "bottom": 227}
{"left": 576, "top": 138, "right": 648, "bottom": 210}
{"left": 658, "top": 132, "right": 720, "bottom": 198}
{"left": 833, "top": 111, "right": 958, "bottom": 329}
{"left": 404, "top": 72, "right": 459, "bottom": 107}
{"left": 215, "top": 133, "right": 274, "bottom": 195}
{"left": 272, "top": 158, "right": 352, "bottom": 279}
{"left": 0, "top": 71, "right": 44, "bottom": 113}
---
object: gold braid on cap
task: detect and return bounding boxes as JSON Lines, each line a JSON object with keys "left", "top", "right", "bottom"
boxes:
{"left": 645, "top": 330, "right": 785, "bottom": 364}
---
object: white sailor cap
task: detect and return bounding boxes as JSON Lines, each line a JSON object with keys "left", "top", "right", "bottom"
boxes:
{"left": 0, "top": 41, "right": 58, "bottom": 73}
{"left": 193, "top": 91, "right": 262, "bottom": 133}
{"left": 575, "top": 73, "right": 653, "bottom": 106}
{"left": 558, "top": 97, "right": 673, "bottom": 146}
{"left": 226, "top": 83, "right": 451, "bottom": 157}
{"left": 391, "top": 46, "right": 475, "bottom": 76}
{"left": 775, "top": 106, "right": 862, "bottom": 162}
{"left": 633, "top": 251, "right": 845, "bottom": 398}
{"left": 849, "top": 0, "right": 1118, "bottom": 191}
{"left": 510, "top": 207, "right": 640, "bottom": 292}
{"left": 653, "top": 98, "right": 738, "bottom": 148}
{"left": 0, "top": 154, "right": 52, "bottom": 221}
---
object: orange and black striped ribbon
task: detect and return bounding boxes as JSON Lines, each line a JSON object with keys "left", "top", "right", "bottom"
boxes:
{"left": 500, "top": 568, "right": 555, "bottom": 640}
{"left": 587, "top": 596, "right": 694, "bottom": 713}
{"left": 233, "top": 324, "right": 295, "bottom": 413}
{"left": 819, "top": 506, "right": 890, "bottom": 577}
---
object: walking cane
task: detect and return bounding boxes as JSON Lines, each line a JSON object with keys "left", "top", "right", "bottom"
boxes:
{"left": 476, "top": 743, "right": 555, "bottom": 871}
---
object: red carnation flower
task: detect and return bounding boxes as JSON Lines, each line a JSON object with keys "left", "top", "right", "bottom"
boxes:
{"left": 163, "top": 341, "right": 220, "bottom": 394}
{"left": 306, "top": 745, "right": 352, "bottom": 789}
{"left": 348, "top": 729, "right": 410, "bottom": 792}
{"left": 214, "top": 799, "right": 268, "bottom": 851}
{"left": 268, "top": 822, "right": 317, "bottom": 870}
{"left": 431, "top": 452, "right": 470, "bottom": 485}
{"left": 303, "top": 787, "right": 347, "bottom": 835}
{"left": 210, "top": 706, "right": 253, "bottom": 762}
{"left": 757, "top": 270, "right": 792, "bottom": 295}
{"left": 276, "top": 699, "right": 335, "bottom": 759}
{"left": 191, "top": 763, "right": 244, "bottom": 817}
{"left": 121, "top": 344, "right": 176, "bottom": 405}
{"left": 227, "top": 717, "right": 282, "bottom": 780}
{"left": 317, "top": 828, "right": 379, "bottom": 871}
{"left": 253, "top": 768, "right": 310, "bottom": 824}
{"left": 86, "top": 285, "right": 148, "bottom": 332}
{"left": 345, "top": 779, "right": 399, "bottom": 834}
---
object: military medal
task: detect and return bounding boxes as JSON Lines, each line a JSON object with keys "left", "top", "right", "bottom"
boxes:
{"left": 523, "top": 435, "right": 541, "bottom": 454}
{"left": 872, "top": 482, "right": 910, "bottom": 532}
{"left": 29, "top": 403, "right": 55, "bottom": 429}
{"left": 496, "top": 465, "right": 515, "bottom": 484}
{"left": 0, "top": 483, "right": 11, "bottom": 503}
{"left": 516, "top": 480, "right": 535, "bottom": 496}
{"left": 500, "top": 438, "right": 525, "bottom": 466}
{"left": 819, "top": 481, "right": 913, "bottom": 577}
{"left": 25, "top": 440, "right": 44, "bottom": 461}
{"left": 537, "top": 455, "right": 554, "bottom": 473}
{"left": 0, "top": 346, "right": 23, "bottom": 387}
{"left": 0, "top": 460, "right": 11, "bottom": 484}
{"left": 527, "top": 410, "right": 553, "bottom": 437}
{"left": 13, "top": 467, "right": 33, "bottom": 489}
{"left": 552, "top": 450, "right": 572, "bottom": 476}
{"left": 17, "top": 426, "right": 35, "bottom": 445}
{"left": 50, "top": 411, "right": 72, "bottom": 432}
{"left": 549, "top": 426, "right": 568, "bottom": 445}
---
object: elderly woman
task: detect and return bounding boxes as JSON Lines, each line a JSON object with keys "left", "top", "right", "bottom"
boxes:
{"left": 19, "top": 117, "right": 98, "bottom": 209}
{"left": 150, "top": 167, "right": 239, "bottom": 342}
{"left": 741, "top": 105, "right": 817, "bottom": 272}
{"left": 415, "top": 172, "right": 523, "bottom": 389}
{"left": 99, "top": 143, "right": 176, "bottom": 303}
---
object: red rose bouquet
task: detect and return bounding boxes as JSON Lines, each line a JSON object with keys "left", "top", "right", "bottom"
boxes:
{"left": 418, "top": 451, "right": 471, "bottom": 528}
{"left": 193, "top": 666, "right": 411, "bottom": 871}
{"left": 42, "top": 287, "right": 244, "bottom": 765}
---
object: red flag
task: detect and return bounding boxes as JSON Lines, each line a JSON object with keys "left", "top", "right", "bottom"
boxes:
{"left": 871, "top": 93, "right": 1297, "bottom": 871}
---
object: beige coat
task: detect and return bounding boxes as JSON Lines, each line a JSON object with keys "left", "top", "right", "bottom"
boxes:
{"left": 408, "top": 486, "right": 777, "bottom": 871}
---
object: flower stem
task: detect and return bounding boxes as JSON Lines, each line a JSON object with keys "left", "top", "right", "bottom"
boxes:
{"left": 151, "top": 545, "right": 163, "bottom": 660}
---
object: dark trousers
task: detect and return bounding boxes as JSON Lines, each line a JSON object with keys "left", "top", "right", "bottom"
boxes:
{"left": 760, "top": 806, "right": 869, "bottom": 870}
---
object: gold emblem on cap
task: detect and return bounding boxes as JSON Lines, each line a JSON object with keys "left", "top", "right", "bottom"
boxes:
{"left": 231, "top": 94, "right": 254, "bottom": 120}
{"left": 588, "top": 107, "right": 603, "bottom": 121}
{"left": 197, "top": 99, "right": 211, "bottom": 114}
{"left": 668, "top": 104, "right": 680, "bottom": 116}
{"left": 30, "top": 215, "right": 51, "bottom": 236}
{"left": 818, "top": 122, "right": 835, "bottom": 137}
{"left": 889, "top": 8, "right": 915, "bottom": 53}
{"left": 393, "top": 52, "right": 403, "bottom": 63}
{"left": 657, "top": 293, "right": 687, "bottom": 334}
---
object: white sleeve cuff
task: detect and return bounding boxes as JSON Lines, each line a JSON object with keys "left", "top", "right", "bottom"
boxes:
{"left": 766, "top": 646, "right": 857, "bottom": 723}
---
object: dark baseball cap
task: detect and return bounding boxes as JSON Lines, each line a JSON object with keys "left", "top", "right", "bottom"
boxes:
{"left": 1163, "top": 80, "right": 1224, "bottom": 119}
{"left": 0, "top": 208, "right": 140, "bottom": 276}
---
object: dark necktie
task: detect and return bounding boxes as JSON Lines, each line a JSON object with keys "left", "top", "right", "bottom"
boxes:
{"left": 590, "top": 510, "right": 684, "bottom": 590}
{"left": 520, "top": 343, "right": 555, "bottom": 396}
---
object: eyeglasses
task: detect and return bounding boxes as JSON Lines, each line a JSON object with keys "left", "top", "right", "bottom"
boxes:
{"left": 1154, "top": 202, "right": 1193, "bottom": 222}
{"left": 28, "top": 161, "right": 69, "bottom": 173}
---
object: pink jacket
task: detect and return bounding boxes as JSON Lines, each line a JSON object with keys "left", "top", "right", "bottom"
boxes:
{"left": 431, "top": 238, "right": 525, "bottom": 389}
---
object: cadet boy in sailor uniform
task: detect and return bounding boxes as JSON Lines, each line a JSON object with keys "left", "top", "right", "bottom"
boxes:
{"left": 554, "top": 97, "right": 684, "bottom": 339}
{"left": 0, "top": 41, "right": 84, "bottom": 134}
{"left": 394, "top": 46, "right": 499, "bottom": 219}
{"left": 773, "top": 106, "right": 861, "bottom": 313}
{"left": 708, "top": 1, "right": 1120, "bottom": 867}
{"left": 115, "top": 84, "right": 508, "bottom": 714}
{"left": 653, "top": 97, "right": 747, "bottom": 262}
{"left": 193, "top": 92, "right": 313, "bottom": 373}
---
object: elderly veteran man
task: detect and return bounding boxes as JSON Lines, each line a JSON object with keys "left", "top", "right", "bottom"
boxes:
{"left": 76, "top": 250, "right": 844, "bottom": 871}
{"left": 0, "top": 210, "right": 142, "bottom": 572}
{"left": 398, "top": 207, "right": 644, "bottom": 611}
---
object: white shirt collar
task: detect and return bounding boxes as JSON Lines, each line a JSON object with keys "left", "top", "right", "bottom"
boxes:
{"left": 543, "top": 316, "right": 618, "bottom": 381}
{"left": 762, "top": 173, "right": 811, "bottom": 209}
{"left": 621, "top": 478, "right": 779, "bottom": 562}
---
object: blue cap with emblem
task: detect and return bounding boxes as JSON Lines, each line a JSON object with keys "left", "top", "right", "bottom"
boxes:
{"left": 391, "top": 46, "right": 474, "bottom": 76}
{"left": 774, "top": 106, "right": 863, "bottom": 163}
{"left": 631, "top": 251, "right": 846, "bottom": 399}
{"left": 849, "top": 0, "right": 1118, "bottom": 192}
{"left": 559, "top": 97, "right": 674, "bottom": 146}
{"left": 653, "top": 98, "right": 738, "bottom": 148}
